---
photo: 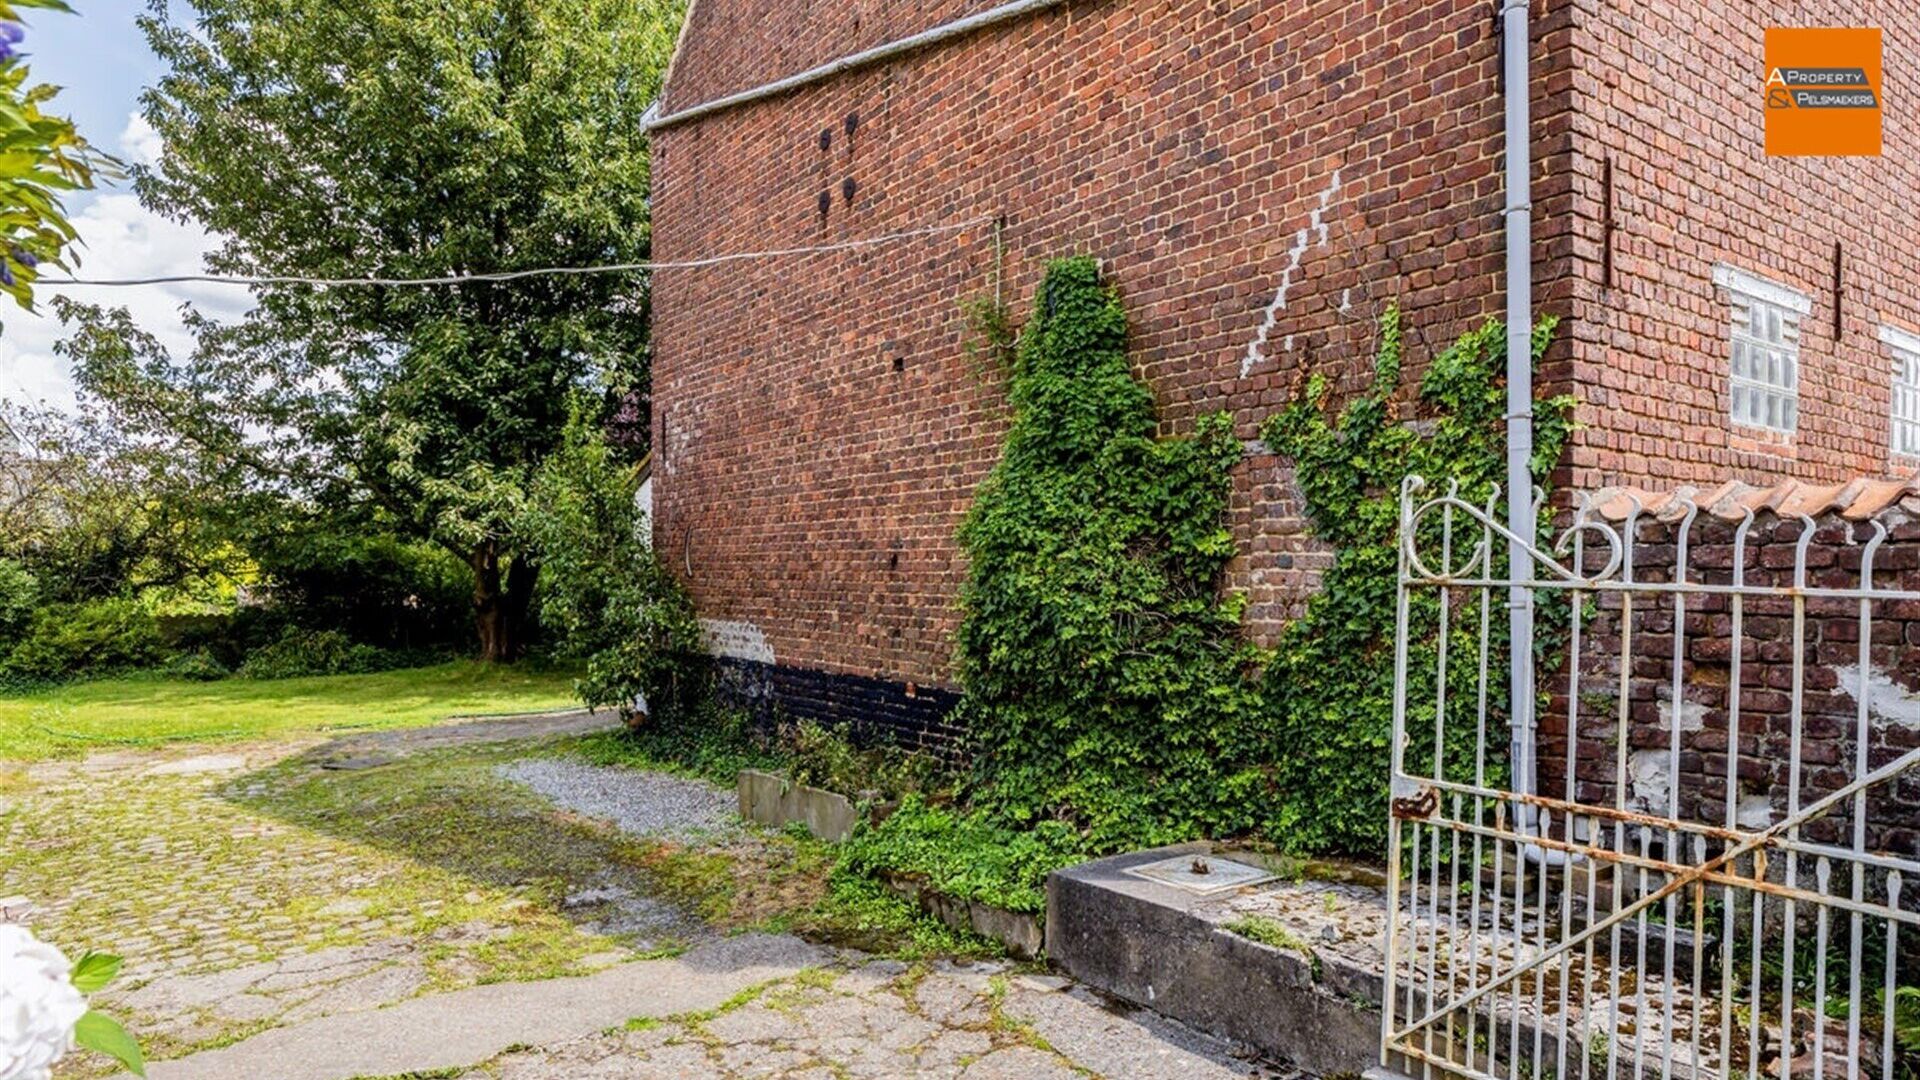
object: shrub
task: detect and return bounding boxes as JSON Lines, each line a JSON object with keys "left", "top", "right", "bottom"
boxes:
{"left": 246, "top": 524, "right": 473, "bottom": 652}
{"left": 839, "top": 796, "right": 1084, "bottom": 914}
{"left": 0, "top": 557, "right": 38, "bottom": 644}
{"left": 156, "top": 607, "right": 293, "bottom": 671}
{"left": 158, "top": 649, "right": 231, "bottom": 681}
{"left": 0, "top": 598, "right": 165, "bottom": 683}
{"left": 786, "top": 721, "right": 946, "bottom": 802}
{"left": 523, "top": 408, "right": 705, "bottom": 720}
{"left": 952, "top": 256, "right": 1266, "bottom": 850}
{"left": 235, "top": 628, "right": 395, "bottom": 680}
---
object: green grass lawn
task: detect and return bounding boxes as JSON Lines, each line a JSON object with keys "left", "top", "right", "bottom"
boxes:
{"left": 0, "top": 662, "right": 582, "bottom": 762}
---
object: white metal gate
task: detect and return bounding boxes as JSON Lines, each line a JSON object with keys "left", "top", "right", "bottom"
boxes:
{"left": 1381, "top": 476, "right": 1920, "bottom": 1080}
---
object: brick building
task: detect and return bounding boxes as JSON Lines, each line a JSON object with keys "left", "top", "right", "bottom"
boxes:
{"left": 645, "top": 0, "right": 1919, "bottom": 742}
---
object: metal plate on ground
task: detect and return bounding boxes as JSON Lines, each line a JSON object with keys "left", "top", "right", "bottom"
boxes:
{"left": 1123, "top": 854, "right": 1277, "bottom": 896}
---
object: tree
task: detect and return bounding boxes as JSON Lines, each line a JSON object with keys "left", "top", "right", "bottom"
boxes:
{"left": 0, "top": 0, "right": 116, "bottom": 313}
{"left": 520, "top": 405, "right": 701, "bottom": 718}
{"left": 62, "top": 0, "right": 682, "bottom": 659}
{"left": 0, "top": 393, "right": 246, "bottom": 604}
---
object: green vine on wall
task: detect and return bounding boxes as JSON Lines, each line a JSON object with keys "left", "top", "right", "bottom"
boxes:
{"left": 840, "top": 271, "right": 1578, "bottom": 920}
{"left": 952, "top": 256, "right": 1268, "bottom": 850}
{"left": 1257, "top": 305, "right": 1574, "bottom": 854}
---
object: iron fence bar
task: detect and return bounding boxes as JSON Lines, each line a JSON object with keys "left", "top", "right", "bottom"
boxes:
{"left": 1779, "top": 515, "right": 1816, "bottom": 1074}
{"left": 1408, "top": 812, "right": 1920, "bottom": 924}
{"left": 1659, "top": 499, "right": 1698, "bottom": 1080}
{"left": 1723, "top": 509, "right": 1754, "bottom": 1078}
{"left": 1409, "top": 772, "right": 1920, "bottom": 875}
{"left": 1403, "top": 577, "right": 1920, "bottom": 602}
{"left": 1849, "top": 523, "right": 1888, "bottom": 1077}
{"left": 1607, "top": 498, "right": 1638, "bottom": 1080}
{"left": 1381, "top": 478, "right": 1418, "bottom": 1070}
{"left": 1885, "top": 873, "right": 1903, "bottom": 1080}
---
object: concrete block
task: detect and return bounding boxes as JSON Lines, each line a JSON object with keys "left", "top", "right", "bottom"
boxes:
{"left": 1045, "top": 844, "right": 1380, "bottom": 1077}
{"left": 736, "top": 769, "right": 859, "bottom": 842}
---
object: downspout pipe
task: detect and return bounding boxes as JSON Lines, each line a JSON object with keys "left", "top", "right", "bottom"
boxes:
{"left": 1501, "top": 0, "right": 1559, "bottom": 862}
{"left": 644, "top": 0, "right": 1072, "bottom": 132}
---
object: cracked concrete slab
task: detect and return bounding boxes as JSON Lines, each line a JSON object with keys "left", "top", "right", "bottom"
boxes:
{"left": 452, "top": 955, "right": 1304, "bottom": 1080}
{"left": 147, "top": 933, "right": 830, "bottom": 1080}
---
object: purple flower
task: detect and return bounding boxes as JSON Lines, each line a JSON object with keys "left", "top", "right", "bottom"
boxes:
{"left": 9, "top": 246, "right": 34, "bottom": 269}
{"left": 1, "top": 261, "right": 16, "bottom": 287}
{"left": 0, "top": 23, "right": 25, "bottom": 43}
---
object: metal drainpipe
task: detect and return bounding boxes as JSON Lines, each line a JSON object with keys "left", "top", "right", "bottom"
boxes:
{"left": 1501, "top": 0, "right": 1547, "bottom": 850}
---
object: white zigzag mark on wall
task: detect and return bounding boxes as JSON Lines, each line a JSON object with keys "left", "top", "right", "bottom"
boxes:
{"left": 1240, "top": 168, "right": 1342, "bottom": 378}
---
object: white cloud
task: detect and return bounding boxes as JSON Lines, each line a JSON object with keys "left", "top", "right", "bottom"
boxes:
{"left": 0, "top": 112, "right": 247, "bottom": 412}
{"left": 119, "top": 113, "right": 163, "bottom": 167}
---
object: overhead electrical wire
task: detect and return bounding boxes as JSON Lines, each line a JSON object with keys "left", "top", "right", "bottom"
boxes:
{"left": 38, "top": 215, "right": 995, "bottom": 289}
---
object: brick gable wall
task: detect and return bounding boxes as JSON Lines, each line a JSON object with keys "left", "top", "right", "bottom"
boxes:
{"left": 650, "top": 0, "right": 1583, "bottom": 713}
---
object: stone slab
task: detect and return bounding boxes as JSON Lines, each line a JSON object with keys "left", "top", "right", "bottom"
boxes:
{"left": 736, "top": 768, "right": 859, "bottom": 842}
{"left": 879, "top": 873, "right": 1044, "bottom": 959}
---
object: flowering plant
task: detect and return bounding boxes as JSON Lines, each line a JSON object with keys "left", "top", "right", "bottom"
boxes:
{"left": 0, "top": 924, "right": 144, "bottom": 1078}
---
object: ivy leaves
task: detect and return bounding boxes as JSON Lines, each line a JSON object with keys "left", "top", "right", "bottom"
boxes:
{"left": 952, "top": 264, "right": 1573, "bottom": 862}
{"left": 954, "top": 257, "right": 1265, "bottom": 850}
{"left": 1259, "top": 305, "right": 1574, "bottom": 854}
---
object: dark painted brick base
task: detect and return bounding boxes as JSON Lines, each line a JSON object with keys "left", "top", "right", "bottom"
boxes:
{"left": 715, "top": 657, "right": 965, "bottom": 755}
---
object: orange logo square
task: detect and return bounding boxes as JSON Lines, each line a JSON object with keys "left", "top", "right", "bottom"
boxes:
{"left": 1766, "top": 27, "right": 1882, "bottom": 156}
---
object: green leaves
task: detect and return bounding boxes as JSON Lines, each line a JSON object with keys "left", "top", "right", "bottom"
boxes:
{"left": 66, "top": 950, "right": 145, "bottom": 1077}
{"left": 0, "top": 2, "right": 116, "bottom": 315}
{"left": 1257, "top": 305, "right": 1574, "bottom": 854}
{"left": 523, "top": 406, "right": 704, "bottom": 718}
{"left": 68, "top": 950, "right": 122, "bottom": 993}
{"left": 73, "top": 1009, "right": 146, "bottom": 1077}
{"left": 953, "top": 257, "right": 1265, "bottom": 852}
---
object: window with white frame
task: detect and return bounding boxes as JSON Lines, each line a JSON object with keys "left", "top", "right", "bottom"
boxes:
{"left": 1714, "top": 264, "right": 1809, "bottom": 434}
{"left": 1884, "top": 324, "right": 1920, "bottom": 459}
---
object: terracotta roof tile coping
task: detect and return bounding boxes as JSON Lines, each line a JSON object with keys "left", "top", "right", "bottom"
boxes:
{"left": 1582, "top": 470, "right": 1920, "bottom": 524}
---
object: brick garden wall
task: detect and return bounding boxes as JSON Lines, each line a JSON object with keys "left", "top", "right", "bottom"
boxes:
{"left": 649, "top": 0, "right": 1584, "bottom": 723}
{"left": 1538, "top": 508, "right": 1920, "bottom": 854}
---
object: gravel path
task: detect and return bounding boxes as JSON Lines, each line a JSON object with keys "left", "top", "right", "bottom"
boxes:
{"left": 496, "top": 758, "right": 739, "bottom": 841}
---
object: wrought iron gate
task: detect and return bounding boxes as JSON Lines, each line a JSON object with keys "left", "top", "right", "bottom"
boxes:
{"left": 1380, "top": 476, "right": 1920, "bottom": 1080}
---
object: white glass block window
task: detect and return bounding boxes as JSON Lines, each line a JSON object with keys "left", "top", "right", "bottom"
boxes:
{"left": 1884, "top": 324, "right": 1920, "bottom": 459}
{"left": 1714, "top": 264, "right": 1810, "bottom": 434}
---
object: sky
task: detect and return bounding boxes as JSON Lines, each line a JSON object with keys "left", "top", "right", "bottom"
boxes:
{"left": 0, "top": 0, "right": 244, "bottom": 410}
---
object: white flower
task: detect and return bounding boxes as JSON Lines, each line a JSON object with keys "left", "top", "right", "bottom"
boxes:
{"left": 0, "top": 924, "right": 86, "bottom": 1080}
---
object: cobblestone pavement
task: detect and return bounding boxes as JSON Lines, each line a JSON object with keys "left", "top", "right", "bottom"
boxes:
{"left": 3, "top": 712, "right": 1312, "bottom": 1079}
{"left": 3, "top": 715, "right": 643, "bottom": 1069}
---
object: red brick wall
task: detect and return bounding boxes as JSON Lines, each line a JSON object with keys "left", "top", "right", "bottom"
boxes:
{"left": 1557, "top": 2, "right": 1920, "bottom": 491}
{"left": 649, "top": 0, "right": 1583, "bottom": 689}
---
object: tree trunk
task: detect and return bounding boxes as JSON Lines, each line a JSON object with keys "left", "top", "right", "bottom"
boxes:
{"left": 471, "top": 543, "right": 512, "bottom": 662}
{"left": 470, "top": 543, "right": 539, "bottom": 663}
{"left": 503, "top": 551, "right": 538, "bottom": 656}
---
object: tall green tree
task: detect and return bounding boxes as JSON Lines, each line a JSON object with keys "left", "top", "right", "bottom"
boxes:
{"left": 62, "top": 0, "right": 682, "bottom": 659}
